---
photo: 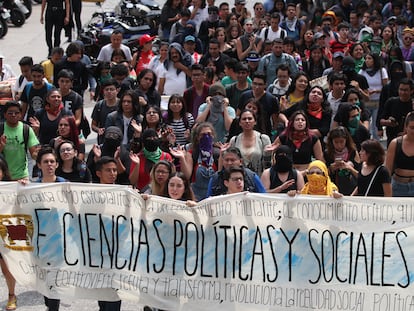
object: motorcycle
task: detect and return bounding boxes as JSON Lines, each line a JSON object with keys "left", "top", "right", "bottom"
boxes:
{"left": 0, "top": 1, "right": 10, "bottom": 38}
{"left": 114, "top": 0, "right": 160, "bottom": 29}
{"left": 80, "top": 11, "right": 156, "bottom": 58}
{"left": 3, "top": 0, "right": 28, "bottom": 26}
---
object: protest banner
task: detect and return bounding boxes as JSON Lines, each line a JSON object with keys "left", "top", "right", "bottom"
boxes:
{"left": 0, "top": 182, "right": 413, "bottom": 310}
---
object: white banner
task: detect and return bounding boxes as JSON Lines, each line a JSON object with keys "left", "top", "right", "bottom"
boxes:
{"left": 0, "top": 182, "right": 413, "bottom": 310}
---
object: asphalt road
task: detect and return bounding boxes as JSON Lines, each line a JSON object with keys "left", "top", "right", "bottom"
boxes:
{"left": 0, "top": 1, "right": 146, "bottom": 309}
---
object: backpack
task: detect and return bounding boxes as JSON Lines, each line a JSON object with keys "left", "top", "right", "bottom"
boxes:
{"left": 0, "top": 122, "right": 30, "bottom": 152}
{"left": 24, "top": 81, "right": 53, "bottom": 99}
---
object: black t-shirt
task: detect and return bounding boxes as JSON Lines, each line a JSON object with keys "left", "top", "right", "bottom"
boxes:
{"left": 56, "top": 166, "right": 92, "bottom": 183}
{"left": 381, "top": 97, "right": 413, "bottom": 143}
{"left": 35, "top": 108, "right": 73, "bottom": 144}
{"left": 357, "top": 165, "right": 391, "bottom": 196}
{"left": 62, "top": 90, "right": 83, "bottom": 115}
{"left": 20, "top": 83, "right": 51, "bottom": 119}
{"left": 91, "top": 100, "right": 119, "bottom": 144}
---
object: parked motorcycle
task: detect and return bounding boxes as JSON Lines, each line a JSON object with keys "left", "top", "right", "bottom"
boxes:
{"left": 114, "top": 0, "right": 161, "bottom": 29}
{"left": 3, "top": 0, "right": 28, "bottom": 26}
{"left": 0, "top": 1, "right": 10, "bottom": 38}
{"left": 80, "top": 11, "right": 156, "bottom": 58}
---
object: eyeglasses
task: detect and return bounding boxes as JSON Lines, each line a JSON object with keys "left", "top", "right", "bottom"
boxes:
{"left": 60, "top": 147, "right": 74, "bottom": 153}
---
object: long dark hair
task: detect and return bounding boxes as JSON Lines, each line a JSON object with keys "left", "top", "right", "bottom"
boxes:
{"left": 325, "top": 126, "right": 357, "bottom": 161}
{"left": 137, "top": 69, "right": 157, "bottom": 93}
{"left": 165, "top": 172, "right": 195, "bottom": 201}
{"left": 58, "top": 115, "right": 80, "bottom": 151}
{"left": 361, "top": 52, "right": 382, "bottom": 72}
{"left": 118, "top": 90, "right": 141, "bottom": 115}
{"left": 282, "top": 110, "right": 312, "bottom": 141}
{"left": 361, "top": 139, "right": 385, "bottom": 166}
{"left": 286, "top": 71, "right": 310, "bottom": 97}
{"left": 142, "top": 105, "right": 164, "bottom": 131}
{"left": 56, "top": 140, "right": 82, "bottom": 172}
{"left": 166, "top": 94, "right": 190, "bottom": 129}
{"left": 304, "top": 85, "right": 330, "bottom": 113}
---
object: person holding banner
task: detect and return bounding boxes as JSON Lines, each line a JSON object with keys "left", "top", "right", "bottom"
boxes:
{"left": 385, "top": 111, "right": 414, "bottom": 197}
{"left": 141, "top": 160, "right": 175, "bottom": 195}
{"left": 352, "top": 139, "right": 392, "bottom": 197}
{"left": 166, "top": 171, "right": 197, "bottom": 206}
{"left": 0, "top": 157, "right": 17, "bottom": 310}
{"left": 34, "top": 146, "right": 66, "bottom": 310}
{"left": 301, "top": 160, "right": 343, "bottom": 198}
{"left": 261, "top": 144, "right": 304, "bottom": 194}
{"left": 95, "top": 156, "right": 122, "bottom": 310}
{"left": 223, "top": 166, "right": 246, "bottom": 194}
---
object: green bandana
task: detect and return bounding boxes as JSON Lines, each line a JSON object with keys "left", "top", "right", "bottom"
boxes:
{"left": 143, "top": 147, "right": 162, "bottom": 163}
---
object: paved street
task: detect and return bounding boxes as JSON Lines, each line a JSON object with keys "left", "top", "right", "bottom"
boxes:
{"left": 0, "top": 1, "right": 145, "bottom": 310}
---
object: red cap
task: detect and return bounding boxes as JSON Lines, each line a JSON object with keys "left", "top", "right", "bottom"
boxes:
{"left": 139, "top": 34, "right": 155, "bottom": 46}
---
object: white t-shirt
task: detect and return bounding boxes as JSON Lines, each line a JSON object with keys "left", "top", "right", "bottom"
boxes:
{"left": 358, "top": 68, "right": 388, "bottom": 102}
{"left": 159, "top": 64, "right": 187, "bottom": 96}
{"left": 258, "top": 27, "right": 287, "bottom": 42}
{"left": 97, "top": 44, "right": 133, "bottom": 62}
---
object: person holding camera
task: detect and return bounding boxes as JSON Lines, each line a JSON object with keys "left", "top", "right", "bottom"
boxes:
{"left": 196, "top": 83, "right": 236, "bottom": 143}
{"left": 379, "top": 78, "right": 414, "bottom": 146}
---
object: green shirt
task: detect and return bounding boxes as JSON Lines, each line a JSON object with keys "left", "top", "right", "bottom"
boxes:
{"left": 3, "top": 122, "right": 39, "bottom": 179}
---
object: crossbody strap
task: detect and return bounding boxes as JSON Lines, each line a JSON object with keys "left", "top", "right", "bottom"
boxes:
{"left": 364, "top": 165, "right": 382, "bottom": 196}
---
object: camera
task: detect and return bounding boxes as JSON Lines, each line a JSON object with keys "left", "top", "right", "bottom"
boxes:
{"left": 211, "top": 95, "right": 224, "bottom": 107}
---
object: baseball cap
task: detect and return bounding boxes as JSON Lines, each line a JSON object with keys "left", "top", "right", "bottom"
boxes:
{"left": 235, "top": 0, "right": 246, "bottom": 4}
{"left": 184, "top": 35, "right": 196, "bottom": 43}
{"left": 139, "top": 34, "right": 155, "bottom": 46}
{"left": 246, "top": 51, "right": 260, "bottom": 61}
{"left": 314, "top": 32, "right": 326, "bottom": 40}
{"left": 333, "top": 51, "right": 344, "bottom": 59}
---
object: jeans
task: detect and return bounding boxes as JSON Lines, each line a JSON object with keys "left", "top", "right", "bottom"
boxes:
{"left": 392, "top": 179, "right": 414, "bottom": 197}
{"left": 367, "top": 106, "right": 379, "bottom": 140}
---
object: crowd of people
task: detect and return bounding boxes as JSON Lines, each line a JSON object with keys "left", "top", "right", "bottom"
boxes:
{"left": 1, "top": 0, "right": 414, "bottom": 309}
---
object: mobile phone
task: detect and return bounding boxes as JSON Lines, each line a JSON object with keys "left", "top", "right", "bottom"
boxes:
{"left": 335, "top": 157, "right": 342, "bottom": 162}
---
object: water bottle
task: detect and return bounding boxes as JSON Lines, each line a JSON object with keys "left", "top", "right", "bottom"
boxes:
{"left": 79, "top": 161, "right": 87, "bottom": 179}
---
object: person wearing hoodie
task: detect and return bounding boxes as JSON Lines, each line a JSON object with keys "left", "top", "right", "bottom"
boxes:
{"left": 267, "top": 64, "right": 291, "bottom": 100}
{"left": 86, "top": 126, "right": 131, "bottom": 184}
{"left": 129, "top": 128, "right": 173, "bottom": 190}
{"left": 158, "top": 42, "right": 194, "bottom": 96}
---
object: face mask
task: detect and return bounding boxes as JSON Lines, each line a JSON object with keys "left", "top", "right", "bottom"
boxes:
{"left": 307, "top": 173, "right": 327, "bottom": 195}
{"left": 348, "top": 114, "right": 360, "bottom": 128}
{"left": 275, "top": 155, "right": 292, "bottom": 172}
{"left": 144, "top": 138, "right": 160, "bottom": 152}
{"left": 391, "top": 71, "right": 405, "bottom": 81}
{"left": 354, "top": 101, "right": 361, "bottom": 108}
{"left": 104, "top": 137, "right": 121, "bottom": 149}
